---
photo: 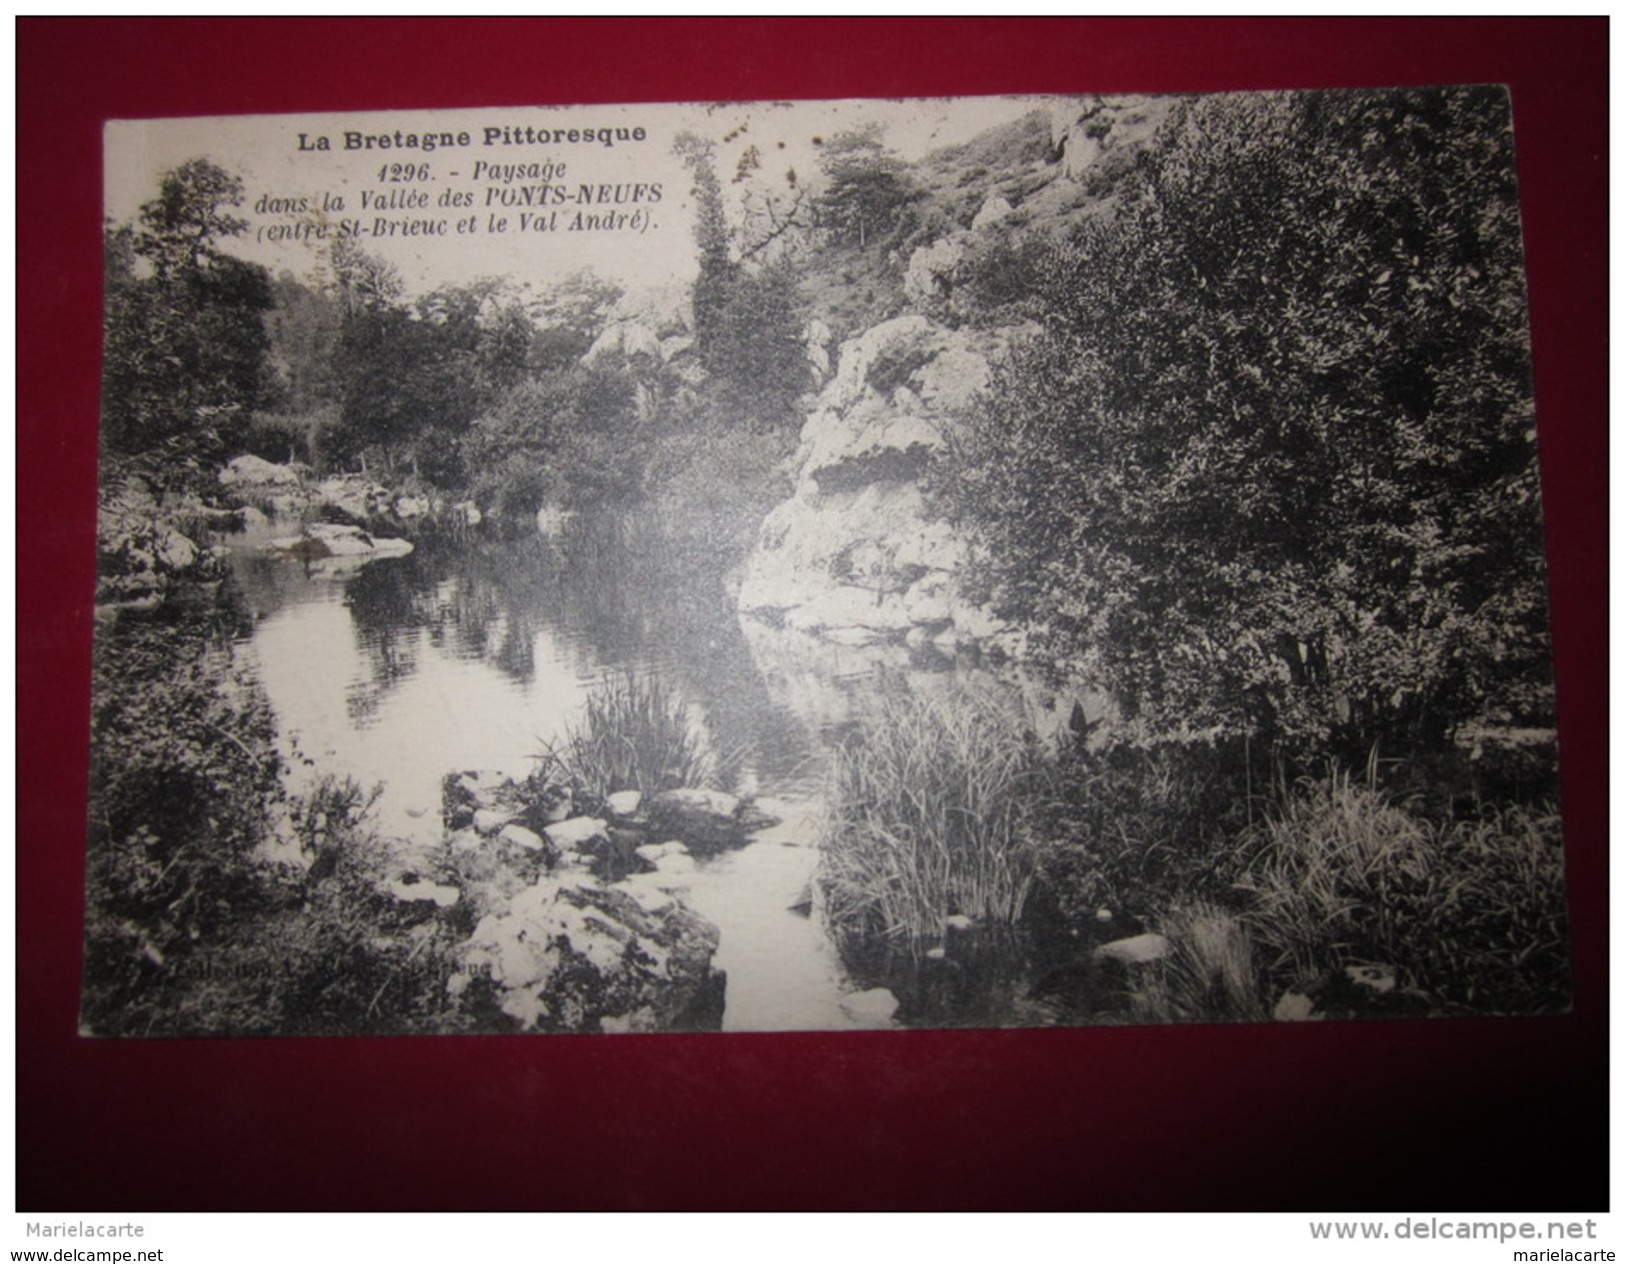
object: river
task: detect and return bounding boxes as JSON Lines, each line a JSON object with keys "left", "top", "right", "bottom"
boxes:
{"left": 227, "top": 522, "right": 897, "bottom": 1031}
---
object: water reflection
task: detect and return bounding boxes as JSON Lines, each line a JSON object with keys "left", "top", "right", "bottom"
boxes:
{"left": 228, "top": 518, "right": 1098, "bottom": 1031}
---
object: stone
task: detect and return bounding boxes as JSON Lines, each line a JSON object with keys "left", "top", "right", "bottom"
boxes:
{"left": 605, "top": 790, "right": 643, "bottom": 819}
{"left": 659, "top": 333, "right": 694, "bottom": 363}
{"left": 473, "top": 808, "right": 514, "bottom": 836}
{"left": 448, "top": 829, "right": 484, "bottom": 855}
{"left": 635, "top": 841, "right": 695, "bottom": 875}
{"left": 274, "top": 522, "right": 413, "bottom": 563}
{"left": 313, "top": 475, "right": 391, "bottom": 522}
{"left": 840, "top": 987, "right": 900, "bottom": 1028}
{"left": 534, "top": 505, "right": 573, "bottom": 538}
{"left": 499, "top": 823, "right": 548, "bottom": 853}
{"left": 219, "top": 454, "right": 302, "bottom": 489}
{"left": 971, "top": 195, "right": 1014, "bottom": 229}
{"left": 1273, "top": 991, "right": 1323, "bottom": 1022}
{"left": 1272, "top": 965, "right": 1433, "bottom": 1021}
{"left": 648, "top": 788, "right": 743, "bottom": 853}
{"left": 784, "top": 586, "right": 913, "bottom": 642}
{"left": 311, "top": 522, "right": 413, "bottom": 558}
{"left": 1092, "top": 933, "right": 1171, "bottom": 966}
{"left": 904, "top": 238, "right": 966, "bottom": 308}
{"left": 444, "top": 770, "right": 531, "bottom": 824}
{"left": 543, "top": 816, "right": 611, "bottom": 854}
{"left": 735, "top": 317, "right": 1030, "bottom": 652}
{"left": 452, "top": 874, "right": 722, "bottom": 1033}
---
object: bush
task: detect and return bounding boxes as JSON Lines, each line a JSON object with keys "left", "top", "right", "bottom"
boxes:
{"left": 1026, "top": 739, "right": 1251, "bottom": 936}
{"left": 941, "top": 87, "right": 1547, "bottom": 762}
{"left": 818, "top": 687, "right": 1047, "bottom": 955}
{"left": 83, "top": 606, "right": 282, "bottom": 1034}
{"left": 1121, "top": 901, "right": 1270, "bottom": 1025}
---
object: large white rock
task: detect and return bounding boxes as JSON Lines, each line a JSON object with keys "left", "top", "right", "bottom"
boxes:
{"left": 605, "top": 791, "right": 643, "bottom": 819}
{"left": 305, "top": 522, "right": 413, "bottom": 558}
{"left": 219, "top": 454, "right": 302, "bottom": 488}
{"left": 736, "top": 316, "right": 1025, "bottom": 652}
{"left": 971, "top": 195, "right": 1015, "bottom": 229}
{"left": 453, "top": 874, "right": 721, "bottom": 1033}
{"left": 499, "top": 823, "right": 548, "bottom": 853}
{"left": 543, "top": 816, "right": 610, "bottom": 852}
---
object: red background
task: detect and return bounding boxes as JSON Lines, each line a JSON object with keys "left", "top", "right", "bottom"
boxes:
{"left": 17, "top": 18, "right": 1608, "bottom": 1211}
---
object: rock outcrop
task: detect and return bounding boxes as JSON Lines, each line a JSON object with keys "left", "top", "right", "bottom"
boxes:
{"left": 450, "top": 874, "right": 723, "bottom": 1033}
{"left": 1048, "top": 95, "right": 1177, "bottom": 184}
{"left": 737, "top": 315, "right": 1020, "bottom": 652}
{"left": 268, "top": 522, "right": 413, "bottom": 567}
{"left": 95, "top": 480, "right": 211, "bottom": 615}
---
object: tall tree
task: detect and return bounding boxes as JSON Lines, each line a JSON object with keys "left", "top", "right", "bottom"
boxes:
{"left": 674, "top": 133, "right": 808, "bottom": 430}
{"left": 101, "top": 159, "right": 273, "bottom": 472}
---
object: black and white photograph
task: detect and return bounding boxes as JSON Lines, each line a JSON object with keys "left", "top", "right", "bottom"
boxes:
{"left": 87, "top": 88, "right": 1568, "bottom": 1039}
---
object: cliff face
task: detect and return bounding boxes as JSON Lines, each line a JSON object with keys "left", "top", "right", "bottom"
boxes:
{"left": 737, "top": 96, "right": 1174, "bottom": 654}
{"left": 737, "top": 314, "right": 1021, "bottom": 652}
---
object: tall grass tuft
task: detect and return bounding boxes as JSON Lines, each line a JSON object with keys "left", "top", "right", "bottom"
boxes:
{"left": 1124, "top": 901, "right": 1271, "bottom": 1025}
{"left": 1232, "top": 773, "right": 1569, "bottom": 1012}
{"left": 537, "top": 672, "right": 720, "bottom": 806}
{"left": 818, "top": 687, "right": 1046, "bottom": 954}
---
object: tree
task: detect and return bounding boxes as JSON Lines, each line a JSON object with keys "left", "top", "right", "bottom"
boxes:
{"left": 526, "top": 269, "right": 623, "bottom": 373}
{"left": 464, "top": 367, "right": 642, "bottom": 518}
{"left": 674, "top": 133, "right": 808, "bottom": 431}
{"left": 674, "top": 133, "right": 739, "bottom": 371}
{"left": 945, "top": 87, "right": 1545, "bottom": 759}
{"left": 816, "top": 124, "right": 919, "bottom": 248}
{"left": 101, "top": 159, "right": 273, "bottom": 471}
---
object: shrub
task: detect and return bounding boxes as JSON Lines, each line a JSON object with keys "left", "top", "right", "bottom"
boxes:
{"left": 83, "top": 609, "right": 283, "bottom": 1035}
{"left": 818, "top": 687, "right": 1047, "bottom": 954}
{"left": 941, "top": 87, "right": 1547, "bottom": 762}
{"left": 464, "top": 368, "right": 645, "bottom": 518}
{"left": 1025, "top": 738, "right": 1253, "bottom": 936}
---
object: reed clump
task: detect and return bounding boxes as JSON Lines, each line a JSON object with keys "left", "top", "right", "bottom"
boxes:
{"left": 1231, "top": 774, "right": 1568, "bottom": 1013}
{"left": 536, "top": 672, "right": 720, "bottom": 806}
{"left": 818, "top": 687, "right": 1047, "bottom": 954}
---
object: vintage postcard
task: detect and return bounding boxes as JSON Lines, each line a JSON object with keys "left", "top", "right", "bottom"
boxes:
{"left": 88, "top": 90, "right": 1566, "bottom": 1036}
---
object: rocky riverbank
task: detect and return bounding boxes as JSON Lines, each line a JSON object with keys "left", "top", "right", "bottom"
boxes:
{"left": 424, "top": 770, "right": 795, "bottom": 1034}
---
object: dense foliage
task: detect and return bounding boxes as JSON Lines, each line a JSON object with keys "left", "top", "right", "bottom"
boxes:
{"left": 677, "top": 134, "right": 809, "bottom": 431}
{"left": 944, "top": 87, "right": 1546, "bottom": 760}
{"left": 463, "top": 366, "right": 644, "bottom": 519}
{"left": 101, "top": 160, "right": 274, "bottom": 478}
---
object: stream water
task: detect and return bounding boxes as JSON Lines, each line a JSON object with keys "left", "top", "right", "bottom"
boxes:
{"left": 226, "top": 519, "right": 1091, "bottom": 1031}
{"left": 228, "top": 523, "right": 866, "bottom": 1030}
